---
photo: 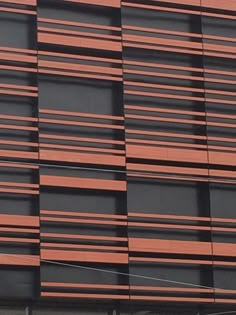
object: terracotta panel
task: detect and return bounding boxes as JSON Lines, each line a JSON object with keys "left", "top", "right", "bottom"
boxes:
{"left": 39, "top": 50, "right": 122, "bottom": 64}
{"left": 0, "top": 162, "right": 38, "bottom": 169}
{"left": 41, "top": 243, "right": 127, "bottom": 251}
{"left": 130, "top": 296, "right": 214, "bottom": 302}
{"left": 39, "top": 27, "right": 120, "bottom": 41}
{"left": 40, "top": 109, "right": 123, "bottom": 121}
{"left": 123, "top": 25, "right": 202, "bottom": 39}
{"left": 202, "top": 0, "right": 236, "bottom": 11}
{"left": 0, "top": 150, "right": 38, "bottom": 159}
{"left": 128, "top": 173, "right": 208, "bottom": 183}
{"left": 40, "top": 175, "right": 127, "bottom": 191}
{"left": 0, "top": 182, "right": 39, "bottom": 188}
{"left": 0, "top": 254, "right": 39, "bottom": 266}
{"left": 130, "top": 257, "right": 212, "bottom": 265}
{"left": 0, "top": 214, "right": 39, "bottom": 227}
{"left": 41, "top": 292, "right": 129, "bottom": 299}
{"left": 0, "top": 227, "right": 39, "bottom": 233}
{"left": 41, "top": 209, "right": 127, "bottom": 220}
{"left": 42, "top": 282, "right": 129, "bottom": 290}
{"left": 0, "top": 7, "right": 36, "bottom": 15}
{"left": 40, "top": 150, "right": 125, "bottom": 166}
{"left": 127, "top": 145, "right": 208, "bottom": 163}
{"left": 129, "top": 212, "right": 211, "bottom": 222}
{"left": 41, "top": 249, "right": 128, "bottom": 263}
{"left": 0, "top": 0, "right": 36, "bottom": 4}
{"left": 38, "top": 18, "right": 121, "bottom": 32}
{"left": 122, "top": 2, "right": 201, "bottom": 16}
{"left": 39, "top": 68, "right": 122, "bottom": 81}
{"left": 127, "top": 129, "right": 206, "bottom": 140}
{"left": 130, "top": 286, "right": 212, "bottom": 293}
{"left": 0, "top": 237, "right": 39, "bottom": 243}
{"left": 213, "top": 243, "right": 236, "bottom": 257}
{"left": 40, "top": 133, "right": 125, "bottom": 145}
{"left": 0, "top": 52, "right": 37, "bottom": 63}
{"left": 0, "top": 89, "right": 38, "bottom": 97}
{"left": 0, "top": 84, "right": 37, "bottom": 91}
{"left": 64, "top": 0, "right": 121, "bottom": 8}
{"left": 41, "top": 216, "right": 126, "bottom": 226}
{"left": 38, "top": 33, "right": 122, "bottom": 51}
{"left": 39, "top": 118, "right": 124, "bottom": 129}
{"left": 40, "top": 143, "right": 124, "bottom": 154}
{"left": 124, "top": 68, "right": 235, "bottom": 85}
{"left": 123, "top": 1, "right": 236, "bottom": 20}
{"left": 0, "top": 188, "right": 39, "bottom": 195}
{"left": 209, "top": 152, "right": 236, "bottom": 166}
{"left": 125, "top": 113, "right": 206, "bottom": 126}
{"left": 123, "top": 33, "right": 202, "bottom": 50}
{"left": 127, "top": 163, "right": 208, "bottom": 176}
{"left": 129, "top": 238, "right": 212, "bottom": 255}
{"left": 129, "top": 222, "right": 211, "bottom": 231}
{"left": 41, "top": 233, "right": 127, "bottom": 242}
{"left": 127, "top": 139, "right": 206, "bottom": 150}
{"left": 39, "top": 60, "right": 122, "bottom": 76}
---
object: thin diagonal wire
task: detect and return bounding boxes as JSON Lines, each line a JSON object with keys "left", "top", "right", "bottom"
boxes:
{"left": 0, "top": 253, "right": 229, "bottom": 291}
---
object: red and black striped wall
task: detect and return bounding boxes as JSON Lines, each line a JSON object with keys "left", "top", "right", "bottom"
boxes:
{"left": 0, "top": 0, "right": 236, "bottom": 307}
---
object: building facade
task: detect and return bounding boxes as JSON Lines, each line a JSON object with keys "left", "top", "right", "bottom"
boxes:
{"left": 0, "top": 0, "right": 236, "bottom": 314}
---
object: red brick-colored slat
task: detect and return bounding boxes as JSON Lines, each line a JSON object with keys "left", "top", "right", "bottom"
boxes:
{"left": 41, "top": 243, "right": 128, "bottom": 251}
{"left": 40, "top": 134, "right": 125, "bottom": 145}
{"left": 40, "top": 175, "right": 127, "bottom": 191}
{"left": 39, "top": 68, "right": 122, "bottom": 81}
{"left": 39, "top": 60, "right": 122, "bottom": 76}
{"left": 127, "top": 163, "right": 208, "bottom": 177}
{"left": 0, "top": 182, "right": 39, "bottom": 189}
{"left": 202, "top": 0, "right": 236, "bottom": 11}
{"left": 129, "top": 222, "right": 211, "bottom": 232}
{"left": 0, "top": 214, "right": 39, "bottom": 227}
{"left": 64, "top": 0, "right": 120, "bottom": 8}
{"left": 39, "top": 50, "right": 122, "bottom": 64}
{"left": 0, "top": 237, "right": 39, "bottom": 244}
{"left": 0, "top": 0, "right": 36, "bottom": 4}
{"left": 42, "top": 282, "right": 129, "bottom": 290}
{"left": 40, "top": 150, "right": 125, "bottom": 167}
{"left": 39, "top": 109, "right": 124, "bottom": 121}
{"left": 0, "top": 150, "right": 38, "bottom": 159}
{"left": 0, "top": 254, "right": 39, "bottom": 266}
{"left": 131, "top": 286, "right": 212, "bottom": 293}
{"left": 129, "top": 238, "right": 212, "bottom": 255}
{"left": 38, "top": 33, "right": 122, "bottom": 51}
{"left": 0, "top": 227, "right": 39, "bottom": 233}
{"left": 41, "top": 233, "right": 127, "bottom": 242}
{"left": 0, "top": 7, "right": 36, "bottom": 15}
{"left": 40, "top": 143, "right": 124, "bottom": 155}
{"left": 130, "top": 296, "right": 214, "bottom": 303}
{"left": 129, "top": 212, "right": 211, "bottom": 222}
{"left": 41, "top": 292, "right": 129, "bottom": 299}
{"left": 39, "top": 118, "right": 124, "bottom": 130}
{"left": 127, "top": 145, "right": 208, "bottom": 164}
{"left": 209, "top": 152, "right": 236, "bottom": 166}
{"left": 0, "top": 162, "right": 38, "bottom": 169}
{"left": 41, "top": 210, "right": 127, "bottom": 220}
{"left": 38, "top": 27, "right": 121, "bottom": 41}
{"left": 41, "top": 216, "right": 127, "bottom": 226}
{"left": 38, "top": 18, "right": 121, "bottom": 32}
{"left": 213, "top": 243, "right": 236, "bottom": 257}
{"left": 41, "top": 249, "right": 128, "bottom": 263}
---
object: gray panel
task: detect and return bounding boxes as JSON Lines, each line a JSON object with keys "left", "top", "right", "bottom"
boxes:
{"left": 127, "top": 179, "right": 209, "bottom": 217}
